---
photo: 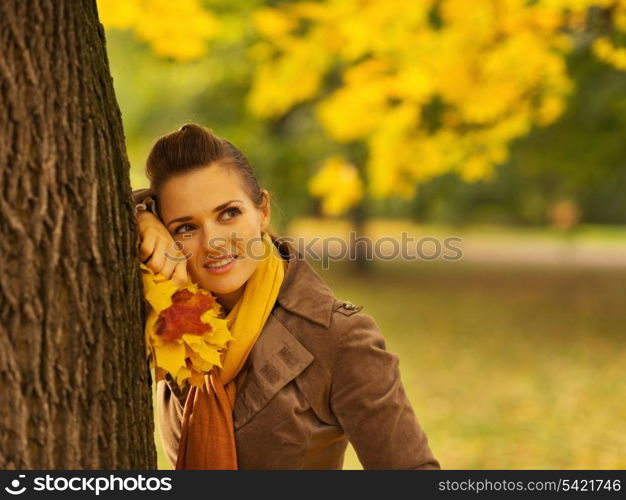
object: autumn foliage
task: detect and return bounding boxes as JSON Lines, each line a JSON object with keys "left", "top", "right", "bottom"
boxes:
{"left": 99, "top": 0, "right": 626, "bottom": 215}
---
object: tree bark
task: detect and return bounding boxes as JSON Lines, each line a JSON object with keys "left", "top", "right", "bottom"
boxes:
{"left": 0, "top": 0, "right": 156, "bottom": 468}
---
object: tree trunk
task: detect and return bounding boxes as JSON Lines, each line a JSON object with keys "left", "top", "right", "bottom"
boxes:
{"left": 0, "top": 0, "right": 156, "bottom": 468}
{"left": 349, "top": 200, "right": 372, "bottom": 273}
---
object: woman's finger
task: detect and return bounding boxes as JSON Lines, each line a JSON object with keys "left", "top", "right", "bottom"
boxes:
{"left": 147, "top": 238, "right": 169, "bottom": 275}
{"left": 159, "top": 247, "right": 179, "bottom": 281}
{"left": 138, "top": 231, "right": 156, "bottom": 263}
{"left": 172, "top": 261, "right": 190, "bottom": 287}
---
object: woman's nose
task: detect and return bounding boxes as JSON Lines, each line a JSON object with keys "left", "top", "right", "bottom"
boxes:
{"left": 200, "top": 228, "right": 233, "bottom": 259}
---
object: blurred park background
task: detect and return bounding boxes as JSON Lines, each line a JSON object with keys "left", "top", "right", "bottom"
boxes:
{"left": 98, "top": 0, "right": 626, "bottom": 468}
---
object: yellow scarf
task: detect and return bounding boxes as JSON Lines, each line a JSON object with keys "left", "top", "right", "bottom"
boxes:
{"left": 175, "top": 232, "right": 286, "bottom": 469}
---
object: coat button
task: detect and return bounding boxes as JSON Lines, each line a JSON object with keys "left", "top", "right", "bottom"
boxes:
{"left": 343, "top": 301, "right": 356, "bottom": 310}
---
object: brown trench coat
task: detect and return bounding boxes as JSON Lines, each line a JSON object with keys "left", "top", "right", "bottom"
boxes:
{"left": 134, "top": 189, "right": 440, "bottom": 470}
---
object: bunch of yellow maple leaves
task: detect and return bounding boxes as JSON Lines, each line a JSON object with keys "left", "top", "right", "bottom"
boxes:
{"left": 140, "top": 263, "right": 233, "bottom": 388}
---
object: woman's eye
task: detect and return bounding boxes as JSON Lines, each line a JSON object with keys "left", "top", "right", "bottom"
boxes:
{"left": 175, "top": 223, "right": 195, "bottom": 234}
{"left": 221, "top": 207, "right": 241, "bottom": 221}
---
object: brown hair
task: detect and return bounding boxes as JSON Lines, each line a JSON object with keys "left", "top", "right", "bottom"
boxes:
{"left": 146, "top": 123, "right": 266, "bottom": 209}
{"left": 145, "top": 124, "right": 279, "bottom": 241}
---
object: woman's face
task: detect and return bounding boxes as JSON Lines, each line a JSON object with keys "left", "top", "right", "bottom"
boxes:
{"left": 158, "top": 164, "right": 270, "bottom": 309}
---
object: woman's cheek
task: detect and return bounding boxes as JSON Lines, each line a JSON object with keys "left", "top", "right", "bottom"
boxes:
{"left": 245, "top": 236, "right": 263, "bottom": 262}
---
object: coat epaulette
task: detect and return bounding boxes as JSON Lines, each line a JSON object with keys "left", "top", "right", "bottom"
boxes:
{"left": 334, "top": 300, "right": 363, "bottom": 316}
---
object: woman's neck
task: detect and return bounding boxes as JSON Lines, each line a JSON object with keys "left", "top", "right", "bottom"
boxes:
{"left": 214, "top": 285, "right": 245, "bottom": 314}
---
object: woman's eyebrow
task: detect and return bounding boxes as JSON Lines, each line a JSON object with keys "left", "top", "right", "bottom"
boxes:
{"left": 166, "top": 199, "right": 243, "bottom": 228}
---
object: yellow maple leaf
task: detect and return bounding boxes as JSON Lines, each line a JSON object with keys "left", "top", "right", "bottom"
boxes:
{"left": 140, "top": 263, "right": 233, "bottom": 387}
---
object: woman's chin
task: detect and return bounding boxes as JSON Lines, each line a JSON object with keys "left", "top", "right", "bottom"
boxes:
{"left": 194, "top": 276, "right": 241, "bottom": 297}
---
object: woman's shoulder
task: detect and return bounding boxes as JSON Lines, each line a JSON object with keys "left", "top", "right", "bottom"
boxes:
{"left": 326, "top": 298, "right": 387, "bottom": 353}
{"left": 273, "top": 238, "right": 366, "bottom": 324}
{"left": 271, "top": 240, "right": 386, "bottom": 353}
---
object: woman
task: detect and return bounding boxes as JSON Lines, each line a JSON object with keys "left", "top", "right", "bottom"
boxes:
{"left": 134, "top": 123, "right": 440, "bottom": 470}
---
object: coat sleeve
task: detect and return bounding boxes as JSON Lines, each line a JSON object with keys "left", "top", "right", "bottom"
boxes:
{"left": 329, "top": 311, "right": 440, "bottom": 470}
{"left": 132, "top": 187, "right": 160, "bottom": 218}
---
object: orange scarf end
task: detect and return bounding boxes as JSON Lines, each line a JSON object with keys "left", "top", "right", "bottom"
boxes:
{"left": 175, "top": 369, "right": 238, "bottom": 470}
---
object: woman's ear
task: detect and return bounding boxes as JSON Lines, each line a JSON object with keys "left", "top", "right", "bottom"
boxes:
{"left": 259, "top": 189, "right": 271, "bottom": 232}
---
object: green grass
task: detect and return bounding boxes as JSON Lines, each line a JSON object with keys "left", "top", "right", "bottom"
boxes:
{"left": 153, "top": 241, "right": 626, "bottom": 469}
{"left": 316, "top": 259, "right": 626, "bottom": 469}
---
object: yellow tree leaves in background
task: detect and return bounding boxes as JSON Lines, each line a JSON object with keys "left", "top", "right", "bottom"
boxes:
{"left": 98, "top": 0, "right": 626, "bottom": 214}
{"left": 309, "top": 156, "right": 364, "bottom": 216}
{"left": 98, "top": 0, "right": 219, "bottom": 61}
{"left": 592, "top": 2, "right": 626, "bottom": 69}
{"left": 248, "top": 0, "right": 626, "bottom": 214}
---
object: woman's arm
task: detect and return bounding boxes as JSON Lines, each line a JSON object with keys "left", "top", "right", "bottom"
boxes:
{"left": 132, "top": 188, "right": 189, "bottom": 286}
{"left": 329, "top": 311, "right": 440, "bottom": 470}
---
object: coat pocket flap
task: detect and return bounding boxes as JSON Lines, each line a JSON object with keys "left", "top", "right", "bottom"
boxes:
{"left": 233, "top": 314, "right": 314, "bottom": 429}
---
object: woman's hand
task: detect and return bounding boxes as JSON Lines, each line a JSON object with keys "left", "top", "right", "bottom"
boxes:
{"left": 137, "top": 211, "right": 190, "bottom": 287}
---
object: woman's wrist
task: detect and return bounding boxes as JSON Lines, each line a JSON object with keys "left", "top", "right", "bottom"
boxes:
{"left": 135, "top": 209, "right": 158, "bottom": 223}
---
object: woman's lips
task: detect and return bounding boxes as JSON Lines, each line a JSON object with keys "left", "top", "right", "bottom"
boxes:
{"left": 203, "top": 255, "right": 239, "bottom": 274}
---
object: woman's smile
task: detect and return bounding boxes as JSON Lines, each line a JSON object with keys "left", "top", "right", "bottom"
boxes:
{"left": 203, "top": 254, "right": 239, "bottom": 274}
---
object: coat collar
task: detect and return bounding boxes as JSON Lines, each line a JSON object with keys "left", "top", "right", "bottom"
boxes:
{"left": 271, "top": 235, "right": 336, "bottom": 329}
{"left": 231, "top": 235, "right": 335, "bottom": 428}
